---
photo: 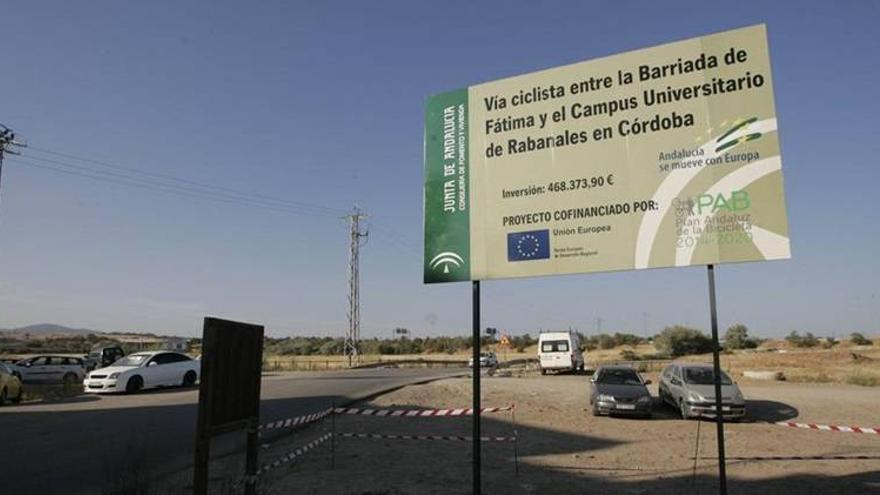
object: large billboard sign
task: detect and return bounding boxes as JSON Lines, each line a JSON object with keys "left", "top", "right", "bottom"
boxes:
{"left": 424, "top": 24, "right": 790, "bottom": 283}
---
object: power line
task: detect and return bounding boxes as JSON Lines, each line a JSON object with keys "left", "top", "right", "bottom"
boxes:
{"left": 17, "top": 152, "right": 339, "bottom": 216}
{"left": 26, "top": 145, "right": 348, "bottom": 215}
{"left": 8, "top": 155, "right": 343, "bottom": 219}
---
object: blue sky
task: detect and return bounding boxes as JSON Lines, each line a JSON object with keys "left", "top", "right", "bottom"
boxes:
{"left": 1, "top": 1, "right": 877, "bottom": 338}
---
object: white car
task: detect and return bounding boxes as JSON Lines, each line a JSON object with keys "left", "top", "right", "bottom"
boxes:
{"left": 83, "top": 351, "right": 200, "bottom": 394}
{"left": 11, "top": 355, "right": 86, "bottom": 384}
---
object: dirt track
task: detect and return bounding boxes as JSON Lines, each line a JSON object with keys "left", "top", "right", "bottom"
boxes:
{"left": 258, "top": 374, "right": 880, "bottom": 495}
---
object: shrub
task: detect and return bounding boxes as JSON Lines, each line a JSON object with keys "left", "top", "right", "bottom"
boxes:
{"left": 850, "top": 332, "right": 873, "bottom": 346}
{"left": 845, "top": 372, "right": 879, "bottom": 387}
{"left": 785, "top": 331, "right": 819, "bottom": 348}
{"left": 653, "top": 326, "right": 714, "bottom": 357}
{"left": 582, "top": 332, "right": 645, "bottom": 351}
{"left": 614, "top": 332, "right": 645, "bottom": 347}
{"left": 723, "top": 324, "right": 758, "bottom": 350}
{"left": 619, "top": 349, "right": 638, "bottom": 361}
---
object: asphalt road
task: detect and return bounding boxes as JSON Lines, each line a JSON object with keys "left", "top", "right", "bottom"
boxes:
{"left": 0, "top": 367, "right": 463, "bottom": 494}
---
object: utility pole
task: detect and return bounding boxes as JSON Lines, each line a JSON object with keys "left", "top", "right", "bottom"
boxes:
{"left": 344, "top": 207, "right": 368, "bottom": 367}
{"left": 595, "top": 316, "right": 603, "bottom": 333}
{"left": 0, "top": 124, "right": 25, "bottom": 201}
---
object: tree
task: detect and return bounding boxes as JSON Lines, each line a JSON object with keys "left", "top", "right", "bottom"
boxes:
{"left": 723, "top": 324, "right": 757, "bottom": 350}
{"left": 653, "top": 326, "right": 714, "bottom": 357}
{"left": 801, "top": 332, "right": 819, "bottom": 347}
{"left": 785, "top": 331, "right": 818, "bottom": 348}
{"left": 850, "top": 332, "right": 872, "bottom": 346}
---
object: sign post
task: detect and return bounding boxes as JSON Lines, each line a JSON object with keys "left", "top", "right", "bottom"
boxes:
{"left": 707, "top": 264, "right": 727, "bottom": 494}
{"left": 472, "top": 280, "right": 482, "bottom": 495}
{"left": 193, "top": 317, "right": 264, "bottom": 495}
{"left": 424, "top": 24, "right": 790, "bottom": 495}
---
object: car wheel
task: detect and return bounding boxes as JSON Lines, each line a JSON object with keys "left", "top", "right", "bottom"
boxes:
{"left": 0, "top": 387, "right": 6, "bottom": 406}
{"left": 591, "top": 403, "right": 600, "bottom": 416}
{"left": 62, "top": 372, "right": 78, "bottom": 385}
{"left": 182, "top": 371, "right": 197, "bottom": 387}
{"left": 12, "top": 386, "right": 22, "bottom": 404}
{"left": 679, "top": 400, "right": 690, "bottom": 419}
{"left": 126, "top": 376, "right": 143, "bottom": 394}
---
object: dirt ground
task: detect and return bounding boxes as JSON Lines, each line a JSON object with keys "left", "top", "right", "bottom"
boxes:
{"left": 254, "top": 373, "right": 880, "bottom": 495}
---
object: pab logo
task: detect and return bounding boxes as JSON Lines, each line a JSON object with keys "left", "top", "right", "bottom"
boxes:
{"left": 696, "top": 190, "right": 750, "bottom": 214}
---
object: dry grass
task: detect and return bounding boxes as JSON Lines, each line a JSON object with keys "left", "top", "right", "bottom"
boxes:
{"left": 263, "top": 338, "right": 880, "bottom": 386}
{"left": 674, "top": 340, "right": 880, "bottom": 386}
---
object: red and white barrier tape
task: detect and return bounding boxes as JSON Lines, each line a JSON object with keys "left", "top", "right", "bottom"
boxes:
{"left": 241, "top": 432, "right": 333, "bottom": 485}
{"left": 333, "top": 405, "right": 514, "bottom": 417}
{"left": 259, "top": 408, "right": 333, "bottom": 431}
{"left": 697, "top": 455, "right": 880, "bottom": 461}
{"left": 776, "top": 421, "right": 880, "bottom": 435}
{"left": 338, "top": 432, "right": 517, "bottom": 442}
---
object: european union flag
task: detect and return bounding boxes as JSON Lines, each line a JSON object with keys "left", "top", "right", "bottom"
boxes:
{"left": 507, "top": 229, "right": 550, "bottom": 262}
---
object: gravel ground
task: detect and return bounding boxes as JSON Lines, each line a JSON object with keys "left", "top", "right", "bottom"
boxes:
{"left": 257, "top": 373, "right": 879, "bottom": 495}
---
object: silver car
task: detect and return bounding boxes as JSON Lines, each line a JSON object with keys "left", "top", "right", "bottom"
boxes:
{"left": 11, "top": 355, "right": 86, "bottom": 384}
{"left": 658, "top": 363, "right": 746, "bottom": 420}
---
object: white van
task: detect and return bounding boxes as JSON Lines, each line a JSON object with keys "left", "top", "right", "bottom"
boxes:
{"left": 538, "top": 331, "right": 585, "bottom": 374}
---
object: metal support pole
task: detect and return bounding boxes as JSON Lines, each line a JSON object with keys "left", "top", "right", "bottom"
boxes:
{"left": 707, "top": 264, "right": 727, "bottom": 495}
{"left": 244, "top": 420, "right": 259, "bottom": 495}
{"left": 331, "top": 401, "right": 337, "bottom": 469}
{"left": 691, "top": 414, "right": 702, "bottom": 485}
{"left": 192, "top": 434, "right": 210, "bottom": 495}
{"left": 472, "top": 280, "right": 482, "bottom": 495}
{"left": 512, "top": 405, "right": 519, "bottom": 476}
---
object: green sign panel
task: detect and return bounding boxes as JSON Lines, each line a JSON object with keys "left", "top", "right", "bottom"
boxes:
{"left": 424, "top": 24, "right": 790, "bottom": 283}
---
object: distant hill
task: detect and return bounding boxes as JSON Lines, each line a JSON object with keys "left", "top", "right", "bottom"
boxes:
{"left": 1, "top": 323, "right": 102, "bottom": 336}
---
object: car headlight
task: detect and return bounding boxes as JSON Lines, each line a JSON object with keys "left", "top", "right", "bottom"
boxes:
{"left": 733, "top": 389, "right": 744, "bottom": 403}
{"left": 596, "top": 394, "right": 616, "bottom": 402}
{"left": 637, "top": 395, "right": 652, "bottom": 403}
{"left": 688, "top": 391, "right": 704, "bottom": 402}
{"left": 109, "top": 372, "right": 120, "bottom": 380}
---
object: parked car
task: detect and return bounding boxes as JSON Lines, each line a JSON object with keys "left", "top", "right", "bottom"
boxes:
{"left": 83, "top": 351, "right": 200, "bottom": 394}
{"left": 538, "top": 331, "right": 585, "bottom": 374}
{"left": 658, "top": 363, "right": 746, "bottom": 420}
{"left": 11, "top": 355, "right": 86, "bottom": 384}
{"left": 468, "top": 352, "right": 498, "bottom": 368}
{"left": 589, "top": 365, "right": 653, "bottom": 417}
{"left": 84, "top": 344, "right": 126, "bottom": 372}
{"left": 0, "top": 362, "right": 23, "bottom": 405}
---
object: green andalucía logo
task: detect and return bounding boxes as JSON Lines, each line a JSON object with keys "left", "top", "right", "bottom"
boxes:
{"left": 429, "top": 251, "right": 464, "bottom": 274}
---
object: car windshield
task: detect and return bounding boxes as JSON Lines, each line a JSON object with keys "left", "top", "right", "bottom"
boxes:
{"left": 112, "top": 354, "right": 150, "bottom": 367}
{"left": 684, "top": 368, "right": 733, "bottom": 385}
{"left": 596, "top": 368, "right": 642, "bottom": 385}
